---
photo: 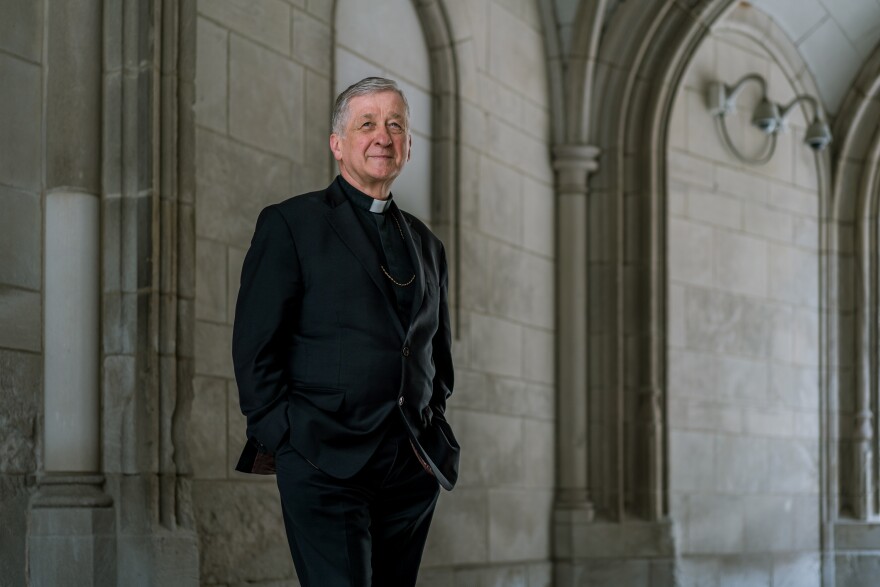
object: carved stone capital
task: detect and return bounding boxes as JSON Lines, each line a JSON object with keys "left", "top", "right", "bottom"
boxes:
{"left": 552, "top": 144, "right": 601, "bottom": 194}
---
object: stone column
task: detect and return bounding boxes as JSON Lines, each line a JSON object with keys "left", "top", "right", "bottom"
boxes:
{"left": 44, "top": 195, "right": 101, "bottom": 473}
{"left": 853, "top": 215, "right": 875, "bottom": 520}
{"left": 553, "top": 145, "right": 599, "bottom": 515}
{"left": 553, "top": 143, "right": 599, "bottom": 516}
{"left": 29, "top": 0, "right": 116, "bottom": 585}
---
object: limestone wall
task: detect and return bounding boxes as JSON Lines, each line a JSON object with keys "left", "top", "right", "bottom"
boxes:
{"left": 0, "top": 2, "right": 43, "bottom": 585}
{"left": 190, "top": 0, "right": 556, "bottom": 585}
{"left": 666, "top": 10, "right": 822, "bottom": 586}
{"left": 419, "top": 1, "right": 556, "bottom": 584}
{"left": 190, "top": 0, "right": 333, "bottom": 583}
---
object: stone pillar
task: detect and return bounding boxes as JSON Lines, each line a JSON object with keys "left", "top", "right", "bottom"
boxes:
{"left": 44, "top": 194, "right": 101, "bottom": 472}
{"left": 42, "top": 0, "right": 102, "bottom": 476}
{"left": 553, "top": 143, "right": 599, "bottom": 511}
{"left": 553, "top": 143, "right": 599, "bottom": 532}
{"left": 29, "top": 0, "right": 116, "bottom": 585}
{"left": 853, "top": 217, "right": 875, "bottom": 520}
{"left": 552, "top": 144, "right": 677, "bottom": 587}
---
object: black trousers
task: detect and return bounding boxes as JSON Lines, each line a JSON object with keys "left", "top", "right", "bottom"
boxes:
{"left": 274, "top": 419, "right": 440, "bottom": 587}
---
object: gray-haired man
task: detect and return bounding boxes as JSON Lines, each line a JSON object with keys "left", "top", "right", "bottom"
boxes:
{"left": 232, "top": 77, "right": 459, "bottom": 586}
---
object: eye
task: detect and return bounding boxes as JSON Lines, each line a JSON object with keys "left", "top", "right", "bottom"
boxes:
{"left": 388, "top": 122, "right": 405, "bottom": 133}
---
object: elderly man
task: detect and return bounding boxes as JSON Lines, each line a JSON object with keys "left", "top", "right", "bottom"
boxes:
{"left": 232, "top": 77, "right": 459, "bottom": 587}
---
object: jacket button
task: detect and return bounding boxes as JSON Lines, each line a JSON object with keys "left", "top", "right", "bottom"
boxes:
{"left": 398, "top": 396, "right": 405, "bottom": 406}
{"left": 402, "top": 346, "right": 411, "bottom": 357}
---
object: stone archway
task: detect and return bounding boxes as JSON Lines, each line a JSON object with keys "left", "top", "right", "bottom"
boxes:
{"left": 543, "top": 0, "right": 829, "bottom": 583}
{"left": 826, "top": 42, "right": 880, "bottom": 583}
{"left": 544, "top": 0, "right": 866, "bottom": 583}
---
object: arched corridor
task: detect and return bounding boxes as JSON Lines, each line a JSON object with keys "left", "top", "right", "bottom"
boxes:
{"left": 4, "top": 1, "right": 880, "bottom": 585}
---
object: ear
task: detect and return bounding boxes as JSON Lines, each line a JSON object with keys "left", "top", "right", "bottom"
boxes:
{"left": 330, "top": 133, "right": 343, "bottom": 161}
{"left": 406, "top": 134, "right": 412, "bottom": 162}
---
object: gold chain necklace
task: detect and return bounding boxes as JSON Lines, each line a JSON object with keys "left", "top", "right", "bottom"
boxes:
{"left": 380, "top": 212, "right": 415, "bottom": 287}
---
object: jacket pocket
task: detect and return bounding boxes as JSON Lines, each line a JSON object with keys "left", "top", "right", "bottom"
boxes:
{"left": 293, "top": 386, "right": 345, "bottom": 412}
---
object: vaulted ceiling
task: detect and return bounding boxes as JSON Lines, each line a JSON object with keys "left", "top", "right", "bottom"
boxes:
{"left": 750, "top": 0, "right": 880, "bottom": 112}
{"left": 547, "top": 0, "right": 880, "bottom": 115}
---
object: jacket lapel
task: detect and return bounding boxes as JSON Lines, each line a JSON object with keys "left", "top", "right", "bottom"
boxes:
{"left": 390, "top": 202, "right": 426, "bottom": 329}
{"left": 323, "top": 182, "right": 406, "bottom": 341}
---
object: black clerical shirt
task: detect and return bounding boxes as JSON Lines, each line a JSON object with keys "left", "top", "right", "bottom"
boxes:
{"left": 338, "top": 175, "right": 415, "bottom": 327}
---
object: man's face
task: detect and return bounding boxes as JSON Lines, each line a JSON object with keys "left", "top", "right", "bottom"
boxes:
{"left": 330, "top": 90, "right": 411, "bottom": 198}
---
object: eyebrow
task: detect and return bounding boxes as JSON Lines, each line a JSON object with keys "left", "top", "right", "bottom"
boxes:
{"left": 356, "top": 112, "right": 404, "bottom": 120}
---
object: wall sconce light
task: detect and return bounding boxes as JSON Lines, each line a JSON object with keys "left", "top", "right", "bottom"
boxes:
{"left": 706, "top": 74, "right": 831, "bottom": 165}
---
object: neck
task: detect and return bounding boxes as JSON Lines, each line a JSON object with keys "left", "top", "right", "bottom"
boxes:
{"left": 339, "top": 169, "right": 392, "bottom": 200}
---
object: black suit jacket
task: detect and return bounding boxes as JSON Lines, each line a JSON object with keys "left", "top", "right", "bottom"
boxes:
{"left": 231, "top": 177, "right": 459, "bottom": 490}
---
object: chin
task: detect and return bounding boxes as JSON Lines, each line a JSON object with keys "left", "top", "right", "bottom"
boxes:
{"left": 369, "top": 169, "right": 401, "bottom": 181}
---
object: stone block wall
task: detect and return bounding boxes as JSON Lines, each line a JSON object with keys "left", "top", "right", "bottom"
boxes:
{"left": 666, "top": 19, "right": 822, "bottom": 587}
{"left": 0, "top": 1, "right": 44, "bottom": 585}
{"left": 191, "top": 0, "right": 332, "bottom": 584}
{"left": 191, "top": 0, "right": 556, "bottom": 585}
{"left": 415, "top": 1, "right": 555, "bottom": 585}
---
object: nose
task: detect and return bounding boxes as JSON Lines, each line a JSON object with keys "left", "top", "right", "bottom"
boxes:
{"left": 373, "top": 128, "right": 392, "bottom": 147}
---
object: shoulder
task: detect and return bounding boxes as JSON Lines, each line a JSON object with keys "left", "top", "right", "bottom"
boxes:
{"left": 258, "top": 187, "right": 333, "bottom": 229}
{"left": 250, "top": 188, "right": 332, "bottom": 244}
{"left": 274, "top": 188, "right": 330, "bottom": 217}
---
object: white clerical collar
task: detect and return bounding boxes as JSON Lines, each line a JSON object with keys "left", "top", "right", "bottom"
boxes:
{"left": 370, "top": 196, "right": 392, "bottom": 214}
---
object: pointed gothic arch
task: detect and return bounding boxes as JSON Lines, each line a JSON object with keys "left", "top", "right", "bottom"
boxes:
{"left": 826, "top": 43, "right": 880, "bottom": 579}
{"left": 545, "top": 1, "right": 836, "bottom": 584}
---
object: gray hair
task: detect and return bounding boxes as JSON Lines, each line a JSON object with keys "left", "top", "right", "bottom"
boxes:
{"left": 331, "top": 77, "right": 410, "bottom": 136}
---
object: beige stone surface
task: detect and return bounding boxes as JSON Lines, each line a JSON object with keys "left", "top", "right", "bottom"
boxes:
{"left": 198, "top": 0, "right": 290, "bottom": 55}
{"left": 488, "top": 3, "right": 546, "bottom": 106}
{"left": 460, "top": 232, "right": 490, "bottom": 313}
{"left": 667, "top": 21, "right": 822, "bottom": 578}
{"left": 714, "top": 230, "right": 768, "bottom": 298}
{"left": 305, "top": 0, "right": 331, "bottom": 22}
{"left": 0, "top": 350, "right": 41, "bottom": 474}
{"left": 521, "top": 327, "right": 554, "bottom": 385}
{"left": 0, "top": 0, "right": 42, "bottom": 62}
{"left": 194, "top": 321, "right": 234, "bottom": 379}
{"left": 227, "top": 246, "right": 246, "bottom": 324}
{"left": 469, "top": 313, "right": 523, "bottom": 377}
{"left": 292, "top": 9, "right": 331, "bottom": 73}
{"left": 0, "top": 286, "right": 41, "bottom": 352}
{"left": 0, "top": 53, "right": 41, "bottom": 191}
{"left": 101, "top": 354, "right": 135, "bottom": 473}
{"left": 229, "top": 35, "right": 304, "bottom": 161}
{"left": 303, "top": 69, "right": 332, "bottom": 174}
{"left": 335, "top": 0, "right": 431, "bottom": 89}
{"left": 743, "top": 200, "right": 793, "bottom": 242}
{"left": 668, "top": 219, "right": 714, "bottom": 287}
{"left": 195, "top": 128, "right": 291, "bottom": 246}
{"left": 188, "top": 376, "right": 229, "bottom": 479}
{"left": 196, "top": 238, "right": 228, "bottom": 323}
{"left": 195, "top": 17, "right": 228, "bottom": 134}
{"left": 422, "top": 488, "right": 489, "bottom": 566}
{"left": 454, "top": 409, "right": 524, "bottom": 487}
{"left": 192, "top": 480, "right": 293, "bottom": 584}
{"left": 521, "top": 177, "right": 554, "bottom": 258}
{"left": 0, "top": 186, "right": 40, "bottom": 290}
{"left": 689, "top": 190, "right": 743, "bottom": 231}
{"left": 523, "top": 418, "right": 555, "bottom": 488}
{"left": 488, "top": 489, "right": 553, "bottom": 561}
